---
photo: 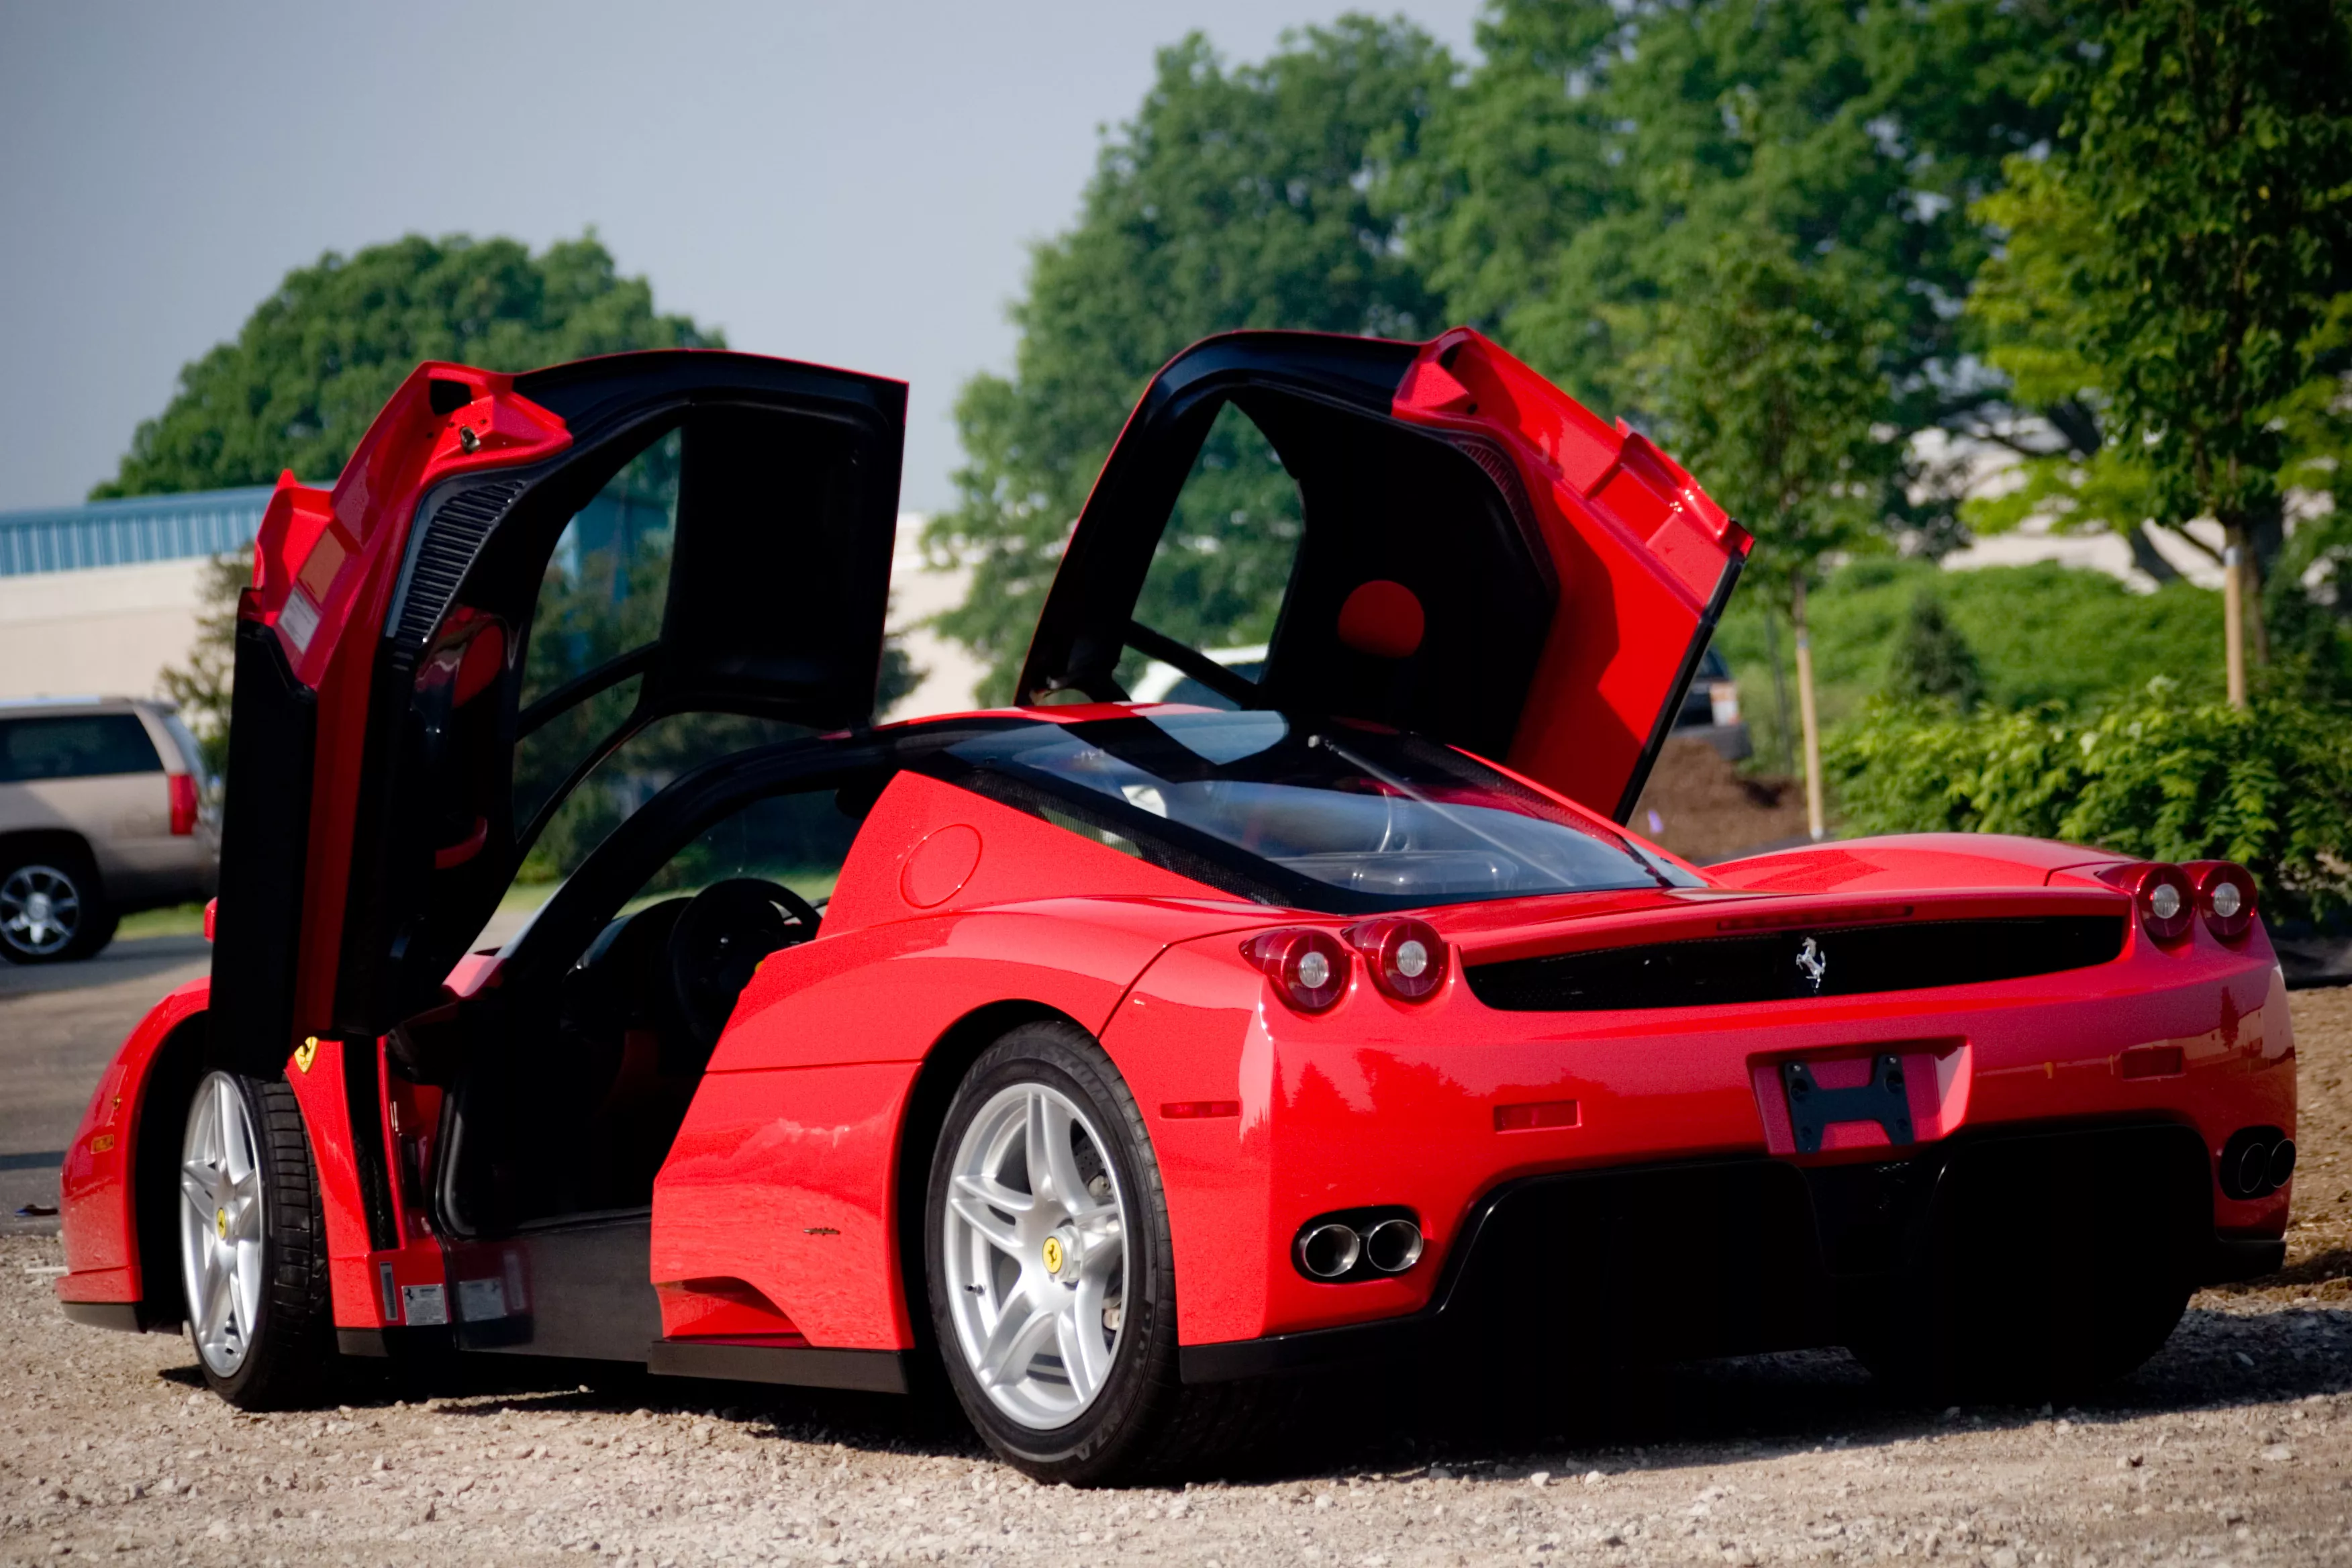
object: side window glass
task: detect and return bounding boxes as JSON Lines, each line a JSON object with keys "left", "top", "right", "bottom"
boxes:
{"left": 0, "top": 715, "right": 162, "bottom": 783}
{"left": 512, "top": 429, "right": 682, "bottom": 828}
{"left": 623, "top": 784, "right": 867, "bottom": 914}
{"left": 1122, "top": 401, "right": 1302, "bottom": 700}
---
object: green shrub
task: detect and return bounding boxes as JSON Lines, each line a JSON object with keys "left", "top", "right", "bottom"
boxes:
{"left": 1824, "top": 683, "right": 2352, "bottom": 924}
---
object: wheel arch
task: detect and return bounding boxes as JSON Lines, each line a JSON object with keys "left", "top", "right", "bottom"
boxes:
{"left": 0, "top": 828, "right": 102, "bottom": 885}
{"left": 128, "top": 1011, "right": 210, "bottom": 1328}
{"left": 890, "top": 999, "right": 1089, "bottom": 1354}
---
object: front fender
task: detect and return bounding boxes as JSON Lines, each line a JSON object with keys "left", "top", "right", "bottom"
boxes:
{"left": 57, "top": 977, "right": 211, "bottom": 1311}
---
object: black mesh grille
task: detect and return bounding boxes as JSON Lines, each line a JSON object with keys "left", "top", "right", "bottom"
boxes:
{"left": 1465, "top": 916, "right": 2126, "bottom": 1012}
{"left": 391, "top": 479, "right": 525, "bottom": 649}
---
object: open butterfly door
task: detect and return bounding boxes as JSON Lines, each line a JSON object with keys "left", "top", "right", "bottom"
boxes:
{"left": 1016, "top": 326, "right": 1751, "bottom": 822}
{"left": 207, "top": 351, "right": 905, "bottom": 1077}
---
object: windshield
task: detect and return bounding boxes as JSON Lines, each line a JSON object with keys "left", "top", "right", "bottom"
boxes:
{"left": 920, "top": 709, "right": 1699, "bottom": 914}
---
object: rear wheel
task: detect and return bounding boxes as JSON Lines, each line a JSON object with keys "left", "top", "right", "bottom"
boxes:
{"left": 925, "top": 1021, "right": 1283, "bottom": 1483}
{"left": 177, "top": 1071, "right": 333, "bottom": 1408}
{"left": 0, "top": 856, "right": 113, "bottom": 963}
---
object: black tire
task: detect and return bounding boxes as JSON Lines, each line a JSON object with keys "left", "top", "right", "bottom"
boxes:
{"left": 176, "top": 1071, "right": 335, "bottom": 1409}
{"left": 924, "top": 1020, "right": 1285, "bottom": 1483}
{"left": 0, "top": 852, "right": 113, "bottom": 963}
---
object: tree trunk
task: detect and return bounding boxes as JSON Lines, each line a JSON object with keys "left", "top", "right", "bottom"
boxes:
{"left": 1792, "top": 576, "right": 1826, "bottom": 842}
{"left": 2222, "top": 524, "right": 2249, "bottom": 708}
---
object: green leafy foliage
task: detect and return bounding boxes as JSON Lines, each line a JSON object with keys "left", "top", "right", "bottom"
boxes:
{"left": 95, "top": 232, "right": 717, "bottom": 497}
{"left": 1712, "top": 560, "right": 2225, "bottom": 769}
{"left": 1826, "top": 686, "right": 2352, "bottom": 923}
{"left": 1965, "top": 0, "right": 2352, "bottom": 575}
{"left": 1407, "top": 0, "right": 2069, "bottom": 548}
{"left": 1883, "top": 593, "right": 1985, "bottom": 709}
{"left": 1636, "top": 228, "right": 1898, "bottom": 598}
{"left": 925, "top": 20, "right": 1457, "bottom": 701}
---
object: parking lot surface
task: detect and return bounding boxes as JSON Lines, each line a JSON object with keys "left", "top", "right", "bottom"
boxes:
{"left": 1, "top": 967, "right": 2347, "bottom": 1565}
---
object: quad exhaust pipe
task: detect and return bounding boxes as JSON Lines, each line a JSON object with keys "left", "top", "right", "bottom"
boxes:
{"left": 1295, "top": 1213, "right": 1424, "bottom": 1281}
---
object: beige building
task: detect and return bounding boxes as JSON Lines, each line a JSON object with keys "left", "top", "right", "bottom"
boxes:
{"left": 0, "top": 489, "right": 986, "bottom": 718}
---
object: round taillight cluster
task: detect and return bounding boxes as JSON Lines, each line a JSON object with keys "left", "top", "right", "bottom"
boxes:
{"left": 1242, "top": 919, "right": 1451, "bottom": 1012}
{"left": 2100, "top": 859, "right": 2260, "bottom": 945}
{"left": 1240, "top": 928, "right": 1351, "bottom": 1012}
{"left": 2185, "top": 861, "right": 2259, "bottom": 941}
{"left": 1343, "top": 917, "right": 1448, "bottom": 1001}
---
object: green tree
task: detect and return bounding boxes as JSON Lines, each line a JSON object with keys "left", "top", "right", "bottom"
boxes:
{"left": 96, "top": 232, "right": 716, "bottom": 497}
{"left": 1640, "top": 229, "right": 1900, "bottom": 836}
{"left": 1407, "top": 0, "right": 2069, "bottom": 551}
{"left": 927, "top": 20, "right": 1457, "bottom": 700}
{"left": 1967, "top": 0, "right": 2352, "bottom": 706}
{"left": 1883, "top": 592, "right": 1985, "bottom": 709}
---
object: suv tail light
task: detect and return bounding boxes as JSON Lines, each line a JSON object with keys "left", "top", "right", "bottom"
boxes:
{"left": 168, "top": 773, "right": 199, "bottom": 836}
{"left": 2099, "top": 861, "right": 2195, "bottom": 944}
{"left": 1343, "top": 917, "right": 1447, "bottom": 1001}
{"left": 2184, "top": 861, "right": 2259, "bottom": 941}
{"left": 1241, "top": 928, "right": 1350, "bottom": 1013}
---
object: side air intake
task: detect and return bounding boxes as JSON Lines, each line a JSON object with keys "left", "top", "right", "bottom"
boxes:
{"left": 388, "top": 478, "right": 527, "bottom": 652}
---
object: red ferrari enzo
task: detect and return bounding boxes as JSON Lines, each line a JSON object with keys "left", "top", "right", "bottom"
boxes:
{"left": 54, "top": 330, "right": 2293, "bottom": 1483}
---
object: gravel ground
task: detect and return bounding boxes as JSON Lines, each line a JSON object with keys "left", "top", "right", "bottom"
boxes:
{"left": 6, "top": 995, "right": 2351, "bottom": 1567}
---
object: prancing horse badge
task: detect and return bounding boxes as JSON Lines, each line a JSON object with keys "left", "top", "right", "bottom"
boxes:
{"left": 1795, "top": 937, "right": 1827, "bottom": 993}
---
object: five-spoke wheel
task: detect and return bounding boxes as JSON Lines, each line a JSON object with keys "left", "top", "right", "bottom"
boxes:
{"left": 172, "top": 1069, "right": 332, "bottom": 1408}
{"left": 178, "top": 1071, "right": 266, "bottom": 1377}
{"left": 941, "top": 1079, "right": 1130, "bottom": 1428}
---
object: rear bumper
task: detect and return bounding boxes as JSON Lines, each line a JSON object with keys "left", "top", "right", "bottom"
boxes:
{"left": 1183, "top": 1122, "right": 2276, "bottom": 1383}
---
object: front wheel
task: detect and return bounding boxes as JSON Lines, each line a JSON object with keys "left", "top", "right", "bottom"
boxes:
{"left": 177, "top": 1071, "right": 333, "bottom": 1408}
{"left": 925, "top": 1021, "right": 1283, "bottom": 1483}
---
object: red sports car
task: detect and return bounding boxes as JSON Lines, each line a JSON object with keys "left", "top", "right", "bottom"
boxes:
{"left": 54, "top": 330, "right": 2293, "bottom": 1483}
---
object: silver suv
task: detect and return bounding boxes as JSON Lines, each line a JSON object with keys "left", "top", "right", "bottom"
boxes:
{"left": 0, "top": 697, "right": 218, "bottom": 963}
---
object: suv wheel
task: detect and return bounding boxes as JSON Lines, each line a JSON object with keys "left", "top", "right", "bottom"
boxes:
{"left": 0, "top": 856, "right": 114, "bottom": 963}
{"left": 177, "top": 1071, "right": 333, "bottom": 1408}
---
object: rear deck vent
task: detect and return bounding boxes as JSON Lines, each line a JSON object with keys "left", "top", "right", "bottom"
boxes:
{"left": 1465, "top": 916, "right": 2126, "bottom": 1012}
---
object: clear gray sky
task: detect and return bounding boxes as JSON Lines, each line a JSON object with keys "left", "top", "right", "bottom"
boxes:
{"left": 0, "top": 2, "right": 1481, "bottom": 515}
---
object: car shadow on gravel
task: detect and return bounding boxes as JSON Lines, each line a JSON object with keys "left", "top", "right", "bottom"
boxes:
{"left": 133, "top": 1302, "right": 2352, "bottom": 1486}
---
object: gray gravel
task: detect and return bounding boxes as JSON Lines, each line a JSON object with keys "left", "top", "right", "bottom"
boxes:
{"left": 5, "top": 1234, "right": 2349, "bottom": 1566}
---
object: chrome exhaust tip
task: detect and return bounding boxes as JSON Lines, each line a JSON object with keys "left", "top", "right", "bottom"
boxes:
{"left": 2235, "top": 1138, "right": 2273, "bottom": 1198}
{"left": 2267, "top": 1137, "right": 2298, "bottom": 1191}
{"left": 1297, "top": 1222, "right": 1362, "bottom": 1280}
{"left": 1362, "top": 1216, "right": 1424, "bottom": 1274}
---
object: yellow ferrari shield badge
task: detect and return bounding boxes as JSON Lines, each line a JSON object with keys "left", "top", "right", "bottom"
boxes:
{"left": 293, "top": 1036, "right": 319, "bottom": 1073}
{"left": 1040, "top": 1236, "right": 1065, "bottom": 1275}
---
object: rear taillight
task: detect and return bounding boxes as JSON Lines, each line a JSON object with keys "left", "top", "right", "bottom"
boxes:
{"left": 1343, "top": 917, "right": 1447, "bottom": 1001}
{"left": 168, "top": 773, "right": 198, "bottom": 836}
{"left": 1241, "top": 928, "right": 1350, "bottom": 1013}
{"left": 2185, "top": 861, "right": 2259, "bottom": 941}
{"left": 2100, "top": 861, "right": 2195, "bottom": 943}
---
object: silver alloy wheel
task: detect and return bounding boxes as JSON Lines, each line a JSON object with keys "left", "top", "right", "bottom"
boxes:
{"left": 0, "top": 864, "right": 81, "bottom": 957}
{"left": 178, "top": 1073, "right": 264, "bottom": 1377}
{"left": 942, "top": 1081, "right": 1129, "bottom": 1430}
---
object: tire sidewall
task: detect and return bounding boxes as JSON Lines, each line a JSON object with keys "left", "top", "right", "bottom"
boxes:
{"left": 181, "top": 1071, "right": 321, "bottom": 1406}
{"left": 925, "top": 1023, "right": 1175, "bottom": 1480}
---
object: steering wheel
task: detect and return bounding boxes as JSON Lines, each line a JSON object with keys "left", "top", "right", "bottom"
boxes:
{"left": 667, "top": 878, "right": 823, "bottom": 1050}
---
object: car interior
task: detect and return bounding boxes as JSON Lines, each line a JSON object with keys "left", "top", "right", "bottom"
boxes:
{"left": 415, "top": 742, "right": 899, "bottom": 1238}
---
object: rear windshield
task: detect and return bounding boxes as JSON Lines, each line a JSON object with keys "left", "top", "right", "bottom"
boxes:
{"left": 0, "top": 715, "right": 160, "bottom": 784}
{"left": 918, "top": 709, "right": 1698, "bottom": 914}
